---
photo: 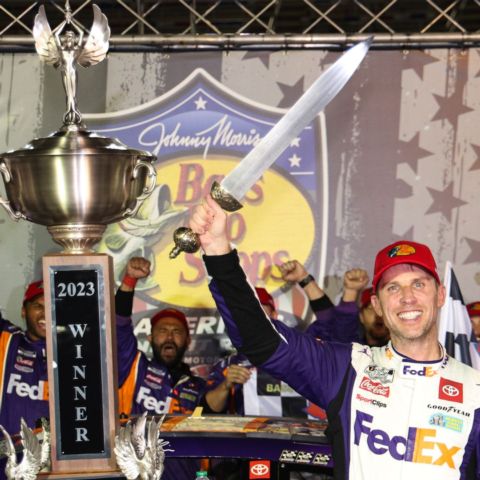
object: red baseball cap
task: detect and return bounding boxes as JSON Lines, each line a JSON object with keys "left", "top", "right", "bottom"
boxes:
{"left": 372, "top": 240, "right": 440, "bottom": 292}
{"left": 150, "top": 308, "right": 190, "bottom": 337}
{"left": 23, "top": 280, "right": 44, "bottom": 304}
{"left": 467, "top": 302, "right": 480, "bottom": 318}
{"left": 255, "top": 287, "right": 275, "bottom": 313}
{"left": 360, "top": 287, "right": 373, "bottom": 309}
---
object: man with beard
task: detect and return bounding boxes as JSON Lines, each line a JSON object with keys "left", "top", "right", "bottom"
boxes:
{"left": 0, "top": 281, "right": 48, "bottom": 437}
{"left": 358, "top": 287, "right": 390, "bottom": 347}
{"left": 115, "top": 257, "right": 205, "bottom": 417}
{"left": 115, "top": 257, "right": 206, "bottom": 480}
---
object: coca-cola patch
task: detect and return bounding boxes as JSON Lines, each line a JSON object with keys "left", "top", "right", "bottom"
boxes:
{"left": 359, "top": 376, "right": 390, "bottom": 398}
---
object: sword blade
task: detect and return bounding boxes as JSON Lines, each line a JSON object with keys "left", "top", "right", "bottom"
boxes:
{"left": 221, "top": 38, "right": 372, "bottom": 201}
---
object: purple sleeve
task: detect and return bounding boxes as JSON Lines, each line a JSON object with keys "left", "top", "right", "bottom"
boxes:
{"left": 262, "top": 322, "right": 354, "bottom": 408}
{"left": 205, "top": 358, "right": 228, "bottom": 391}
{"left": 116, "top": 314, "right": 140, "bottom": 386}
{"left": 204, "top": 251, "right": 353, "bottom": 408}
{"left": 306, "top": 301, "right": 361, "bottom": 343}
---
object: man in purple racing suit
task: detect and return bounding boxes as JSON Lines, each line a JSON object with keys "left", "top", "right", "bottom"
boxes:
{"left": 0, "top": 281, "right": 48, "bottom": 436}
{"left": 115, "top": 257, "right": 206, "bottom": 480}
{"left": 0, "top": 281, "right": 48, "bottom": 480}
{"left": 189, "top": 194, "right": 480, "bottom": 480}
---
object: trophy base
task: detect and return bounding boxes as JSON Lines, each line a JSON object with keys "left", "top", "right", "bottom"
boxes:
{"left": 47, "top": 224, "right": 106, "bottom": 254}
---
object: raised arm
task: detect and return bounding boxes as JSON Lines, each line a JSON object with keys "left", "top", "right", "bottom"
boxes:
{"left": 190, "top": 195, "right": 352, "bottom": 407}
{"left": 115, "top": 256, "right": 151, "bottom": 386}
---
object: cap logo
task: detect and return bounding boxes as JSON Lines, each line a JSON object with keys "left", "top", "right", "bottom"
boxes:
{"left": 388, "top": 244, "right": 416, "bottom": 258}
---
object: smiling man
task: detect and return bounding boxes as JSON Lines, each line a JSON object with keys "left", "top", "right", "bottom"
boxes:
{"left": 0, "top": 281, "right": 48, "bottom": 436}
{"left": 190, "top": 194, "right": 480, "bottom": 480}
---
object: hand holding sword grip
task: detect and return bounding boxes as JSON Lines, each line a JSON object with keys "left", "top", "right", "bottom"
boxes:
{"left": 169, "top": 181, "right": 243, "bottom": 259}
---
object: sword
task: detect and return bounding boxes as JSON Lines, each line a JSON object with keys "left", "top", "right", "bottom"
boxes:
{"left": 169, "top": 38, "right": 372, "bottom": 259}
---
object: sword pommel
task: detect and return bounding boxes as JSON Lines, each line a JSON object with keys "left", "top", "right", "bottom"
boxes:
{"left": 169, "top": 227, "right": 201, "bottom": 259}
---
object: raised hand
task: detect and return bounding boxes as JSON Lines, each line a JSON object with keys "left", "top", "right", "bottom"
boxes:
{"left": 189, "top": 194, "right": 230, "bottom": 255}
{"left": 278, "top": 260, "right": 309, "bottom": 283}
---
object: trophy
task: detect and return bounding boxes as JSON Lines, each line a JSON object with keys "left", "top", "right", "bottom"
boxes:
{"left": 0, "top": 2, "right": 157, "bottom": 478}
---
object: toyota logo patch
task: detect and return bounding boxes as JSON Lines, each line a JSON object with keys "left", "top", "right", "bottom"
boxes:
{"left": 249, "top": 460, "right": 271, "bottom": 479}
{"left": 439, "top": 377, "right": 463, "bottom": 403}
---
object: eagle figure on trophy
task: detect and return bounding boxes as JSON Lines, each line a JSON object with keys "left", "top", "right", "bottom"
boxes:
{"left": 0, "top": 418, "right": 50, "bottom": 480}
{"left": 114, "top": 412, "right": 173, "bottom": 480}
{"left": 32, "top": 0, "right": 110, "bottom": 125}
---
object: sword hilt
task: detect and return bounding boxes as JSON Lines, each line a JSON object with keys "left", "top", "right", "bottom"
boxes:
{"left": 169, "top": 181, "right": 243, "bottom": 259}
{"left": 169, "top": 227, "right": 201, "bottom": 259}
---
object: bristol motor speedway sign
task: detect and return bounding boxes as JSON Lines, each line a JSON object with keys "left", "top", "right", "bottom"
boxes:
{"left": 85, "top": 68, "right": 327, "bottom": 375}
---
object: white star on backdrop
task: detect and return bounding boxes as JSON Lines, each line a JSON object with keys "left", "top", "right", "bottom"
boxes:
{"left": 288, "top": 154, "right": 301, "bottom": 167}
{"left": 194, "top": 96, "right": 207, "bottom": 110}
{"left": 290, "top": 137, "right": 301, "bottom": 147}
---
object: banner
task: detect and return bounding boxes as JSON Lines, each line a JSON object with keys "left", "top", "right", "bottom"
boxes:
{"left": 438, "top": 261, "right": 480, "bottom": 368}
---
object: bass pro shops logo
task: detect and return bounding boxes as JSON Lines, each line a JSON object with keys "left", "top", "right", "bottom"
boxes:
{"left": 354, "top": 410, "right": 461, "bottom": 469}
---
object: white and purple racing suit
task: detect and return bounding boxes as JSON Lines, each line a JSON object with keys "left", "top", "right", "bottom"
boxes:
{"left": 204, "top": 250, "right": 480, "bottom": 480}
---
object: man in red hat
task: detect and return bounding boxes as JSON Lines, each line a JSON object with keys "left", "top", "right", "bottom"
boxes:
{"left": 0, "top": 280, "right": 48, "bottom": 437}
{"left": 115, "top": 257, "right": 205, "bottom": 418}
{"left": 189, "top": 194, "right": 480, "bottom": 479}
{"left": 115, "top": 257, "right": 206, "bottom": 480}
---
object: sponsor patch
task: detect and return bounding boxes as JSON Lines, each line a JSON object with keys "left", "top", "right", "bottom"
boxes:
{"left": 279, "top": 450, "right": 297, "bottom": 463}
{"left": 17, "top": 348, "right": 36, "bottom": 359}
{"left": 388, "top": 244, "right": 416, "bottom": 257}
{"left": 359, "top": 376, "right": 390, "bottom": 398}
{"left": 179, "top": 392, "right": 197, "bottom": 402}
{"left": 439, "top": 378, "right": 463, "bottom": 403}
{"left": 429, "top": 412, "right": 463, "bottom": 432}
{"left": 402, "top": 365, "right": 436, "bottom": 377}
{"left": 16, "top": 356, "right": 34, "bottom": 367}
{"left": 14, "top": 365, "right": 34, "bottom": 374}
{"left": 312, "top": 453, "right": 331, "bottom": 466}
{"left": 249, "top": 460, "right": 270, "bottom": 479}
{"left": 427, "top": 403, "right": 470, "bottom": 418}
{"left": 356, "top": 393, "right": 387, "bottom": 408}
{"left": 354, "top": 410, "right": 461, "bottom": 469}
{"left": 364, "top": 365, "right": 394, "bottom": 384}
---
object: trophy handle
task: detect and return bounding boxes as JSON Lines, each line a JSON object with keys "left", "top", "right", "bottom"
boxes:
{"left": 0, "top": 161, "right": 24, "bottom": 221}
{"left": 124, "top": 158, "right": 157, "bottom": 218}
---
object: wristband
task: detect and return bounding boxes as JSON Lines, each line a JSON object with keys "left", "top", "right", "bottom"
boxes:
{"left": 298, "top": 274, "right": 315, "bottom": 288}
{"left": 122, "top": 275, "right": 138, "bottom": 289}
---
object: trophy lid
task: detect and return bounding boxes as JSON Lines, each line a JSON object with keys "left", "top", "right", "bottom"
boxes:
{"left": 3, "top": 125, "right": 154, "bottom": 159}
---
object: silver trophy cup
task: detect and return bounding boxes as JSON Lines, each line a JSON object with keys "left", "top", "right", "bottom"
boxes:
{"left": 0, "top": 2, "right": 157, "bottom": 254}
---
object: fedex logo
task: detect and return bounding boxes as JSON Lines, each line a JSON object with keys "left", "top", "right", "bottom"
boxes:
{"left": 136, "top": 387, "right": 170, "bottom": 414}
{"left": 403, "top": 365, "right": 436, "bottom": 377}
{"left": 354, "top": 410, "right": 461, "bottom": 469}
{"left": 6, "top": 374, "right": 47, "bottom": 400}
